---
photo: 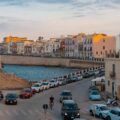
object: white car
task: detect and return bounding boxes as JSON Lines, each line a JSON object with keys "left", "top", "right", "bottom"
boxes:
{"left": 58, "top": 79, "right": 63, "bottom": 85}
{"left": 42, "top": 82, "right": 50, "bottom": 90}
{"left": 106, "top": 108, "right": 120, "bottom": 120}
{"left": 89, "top": 104, "right": 109, "bottom": 119}
{"left": 49, "top": 79, "right": 58, "bottom": 88}
{"left": 31, "top": 83, "right": 42, "bottom": 93}
{"left": 77, "top": 75, "right": 83, "bottom": 80}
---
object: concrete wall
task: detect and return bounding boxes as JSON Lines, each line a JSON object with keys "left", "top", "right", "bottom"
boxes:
{"left": 0, "top": 55, "right": 103, "bottom": 68}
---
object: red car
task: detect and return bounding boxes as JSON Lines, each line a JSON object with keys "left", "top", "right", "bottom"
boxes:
{"left": 19, "top": 88, "right": 33, "bottom": 99}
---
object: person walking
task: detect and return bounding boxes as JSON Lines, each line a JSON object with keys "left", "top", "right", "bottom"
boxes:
{"left": 49, "top": 95, "right": 54, "bottom": 110}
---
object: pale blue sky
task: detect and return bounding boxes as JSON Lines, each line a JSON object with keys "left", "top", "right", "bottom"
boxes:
{"left": 0, "top": 0, "right": 120, "bottom": 41}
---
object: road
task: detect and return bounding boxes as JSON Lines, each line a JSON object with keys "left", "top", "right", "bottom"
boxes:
{"left": 1, "top": 78, "right": 105, "bottom": 120}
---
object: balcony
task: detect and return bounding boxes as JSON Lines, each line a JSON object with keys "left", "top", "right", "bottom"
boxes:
{"left": 110, "top": 71, "right": 116, "bottom": 79}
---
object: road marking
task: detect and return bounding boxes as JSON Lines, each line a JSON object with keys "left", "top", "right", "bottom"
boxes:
{"left": 11, "top": 109, "right": 19, "bottom": 115}
{"left": 20, "top": 109, "right": 29, "bottom": 116}
{"left": 4, "top": 110, "right": 11, "bottom": 116}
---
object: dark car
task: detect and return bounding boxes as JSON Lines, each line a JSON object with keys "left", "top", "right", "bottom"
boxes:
{"left": 5, "top": 93, "right": 18, "bottom": 105}
{"left": 19, "top": 88, "right": 33, "bottom": 99}
{"left": 60, "top": 90, "right": 72, "bottom": 103}
{"left": 82, "top": 72, "right": 90, "bottom": 78}
{"left": 61, "top": 100, "right": 80, "bottom": 120}
{"left": 88, "top": 71, "right": 95, "bottom": 77}
{"left": 0, "top": 91, "right": 4, "bottom": 100}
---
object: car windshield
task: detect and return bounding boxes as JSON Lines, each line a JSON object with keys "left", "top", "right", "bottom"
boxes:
{"left": 62, "top": 92, "right": 72, "bottom": 96}
{"left": 92, "top": 91, "right": 99, "bottom": 95}
{"left": 33, "top": 84, "right": 40, "bottom": 87}
{"left": 6, "top": 94, "right": 17, "bottom": 99}
{"left": 100, "top": 106, "right": 108, "bottom": 111}
{"left": 50, "top": 80, "right": 55, "bottom": 82}
{"left": 43, "top": 83, "right": 48, "bottom": 85}
{"left": 64, "top": 103, "right": 78, "bottom": 110}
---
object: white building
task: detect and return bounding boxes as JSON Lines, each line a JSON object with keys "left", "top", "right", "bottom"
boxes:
{"left": 64, "top": 37, "right": 75, "bottom": 57}
{"left": 42, "top": 39, "right": 60, "bottom": 57}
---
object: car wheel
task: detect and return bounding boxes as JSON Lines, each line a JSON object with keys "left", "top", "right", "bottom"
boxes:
{"left": 99, "top": 113, "right": 103, "bottom": 119}
{"left": 106, "top": 116, "right": 111, "bottom": 120}
{"left": 90, "top": 110, "right": 94, "bottom": 116}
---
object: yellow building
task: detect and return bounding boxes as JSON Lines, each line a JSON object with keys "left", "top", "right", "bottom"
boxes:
{"left": 92, "top": 34, "right": 116, "bottom": 58}
{"left": 4, "top": 36, "right": 28, "bottom": 43}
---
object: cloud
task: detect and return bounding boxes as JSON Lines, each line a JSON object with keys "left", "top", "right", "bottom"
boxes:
{"left": 69, "top": 0, "right": 120, "bottom": 17}
{"left": 0, "top": 0, "right": 70, "bottom": 6}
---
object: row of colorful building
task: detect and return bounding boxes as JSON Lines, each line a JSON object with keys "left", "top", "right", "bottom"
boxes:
{"left": 0, "top": 33, "right": 120, "bottom": 59}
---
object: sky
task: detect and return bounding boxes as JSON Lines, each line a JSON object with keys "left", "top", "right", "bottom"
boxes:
{"left": 0, "top": 0, "right": 120, "bottom": 41}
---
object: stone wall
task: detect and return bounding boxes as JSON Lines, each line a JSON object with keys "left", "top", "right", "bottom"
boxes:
{"left": 0, "top": 55, "right": 103, "bottom": 68}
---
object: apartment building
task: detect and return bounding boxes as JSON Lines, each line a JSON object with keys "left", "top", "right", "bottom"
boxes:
{"left": 105, "top": 58, "right": 120, "bottom": 99}
{"left": 92, "top": 34, "right": 116, "bottom": 58}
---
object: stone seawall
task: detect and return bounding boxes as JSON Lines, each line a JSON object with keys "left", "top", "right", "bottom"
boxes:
{"left": 0, "top": 55, "right": 104, "bottom": 68}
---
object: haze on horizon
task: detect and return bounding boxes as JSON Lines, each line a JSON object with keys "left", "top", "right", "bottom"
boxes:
{"left": 0, "top": 0, "right": 120, "bottom": 41}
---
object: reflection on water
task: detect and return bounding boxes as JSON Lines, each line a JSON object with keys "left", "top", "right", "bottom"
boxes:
{"left": 3, "top": 65, "right": 77, "bottom": 81}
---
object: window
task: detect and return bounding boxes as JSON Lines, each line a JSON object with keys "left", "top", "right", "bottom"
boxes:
{"left": 112, "top": 64, "right": 115, "bottom": 73}
{"left": 108, "top": 80, "right": 110, "bottom": 86}
{"left": 105, "top": 51, "right": 107, "bottom": 55}
{"left": 103, "top": 46, "right": 105, "bottom": 50}
{"left": 103, "top": 39, "right": 105, "bottom": 42}
{"left": 96, "top": 51, "right": 98, "bottom": 55}
{"left": 101, "top": 51, "right": 102, "bottom": 55}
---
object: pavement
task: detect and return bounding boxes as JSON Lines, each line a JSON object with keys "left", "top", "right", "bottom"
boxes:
{"left": 0, "top": 78, "right": 106, "bottom": 120}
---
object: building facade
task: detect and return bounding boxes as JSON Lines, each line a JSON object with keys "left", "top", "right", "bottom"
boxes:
{"left": 92, "top": 34, "right": 116, "bottom": 58}
{"left": 105, "top": 58, "right": 120, "bottom": 99}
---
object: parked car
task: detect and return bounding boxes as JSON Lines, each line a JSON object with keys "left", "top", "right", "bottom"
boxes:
{"left": 94, "top": 70, "right": 100, "bottom": 75}
{"left": 89, "top": 104, "right": 109, "bottom": 119}
{"left": 5, "top": 93, "right": 18, "bottom": 105}
{"left": 89, "top": 90, "right": 101, "bottom": 101}
{"left": 89, "top": 86, "right": 99, "bottom": 93}
{"left": 60, "top": 90, "right": 72, "bottom": 103}
{"left": 19, "top": 88, "right": 33, "bottom": 99}
{"left": 61, "top": 100, "right": 80, "bottom": 120}
{"left": 42, "top": 82, "right": 50, "bottom": 90}
{"left": 106, "top": 108, "right": 120, "bottom": 120}
{"left": 31, "top": 83, "right": 43, "bottom": 93}
{"left": 88, "top": 71, "right": 95, "bottom": 77}
{"left": 0, "top": 91, "right": 4, "bottom": 100}
{"left": 58, "top": 79, "right": 64, "bottom": 86}
{"left": 77, "top": 75, "right": 83, "bottom": 81}
{"left": 82, "top": 72, "right": 91, "bottom": 78}
{"left": 70, "top": 76, "right": 78, "bottom": 82}
{"left": 49, "top": 79, "right": 58, "bottom": 88}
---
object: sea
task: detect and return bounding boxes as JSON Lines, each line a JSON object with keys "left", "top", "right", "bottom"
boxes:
{"left": 3, "top": 65, "right": 78, "bottom": 81}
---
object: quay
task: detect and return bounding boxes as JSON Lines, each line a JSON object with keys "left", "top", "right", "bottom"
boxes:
{"left": 0, "top": 55, "right": 104, "bottom": 68}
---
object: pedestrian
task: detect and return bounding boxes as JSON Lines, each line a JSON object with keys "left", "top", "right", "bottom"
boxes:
{"left": 49, "top": 95, "right": 54, "bottom": 110}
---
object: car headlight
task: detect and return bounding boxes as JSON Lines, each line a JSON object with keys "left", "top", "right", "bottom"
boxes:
{"left": 77, "top": 113, "right": 80, "bottom": 116}
{"left": 64, "top": 113, "right": 68, "bottom": 116}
